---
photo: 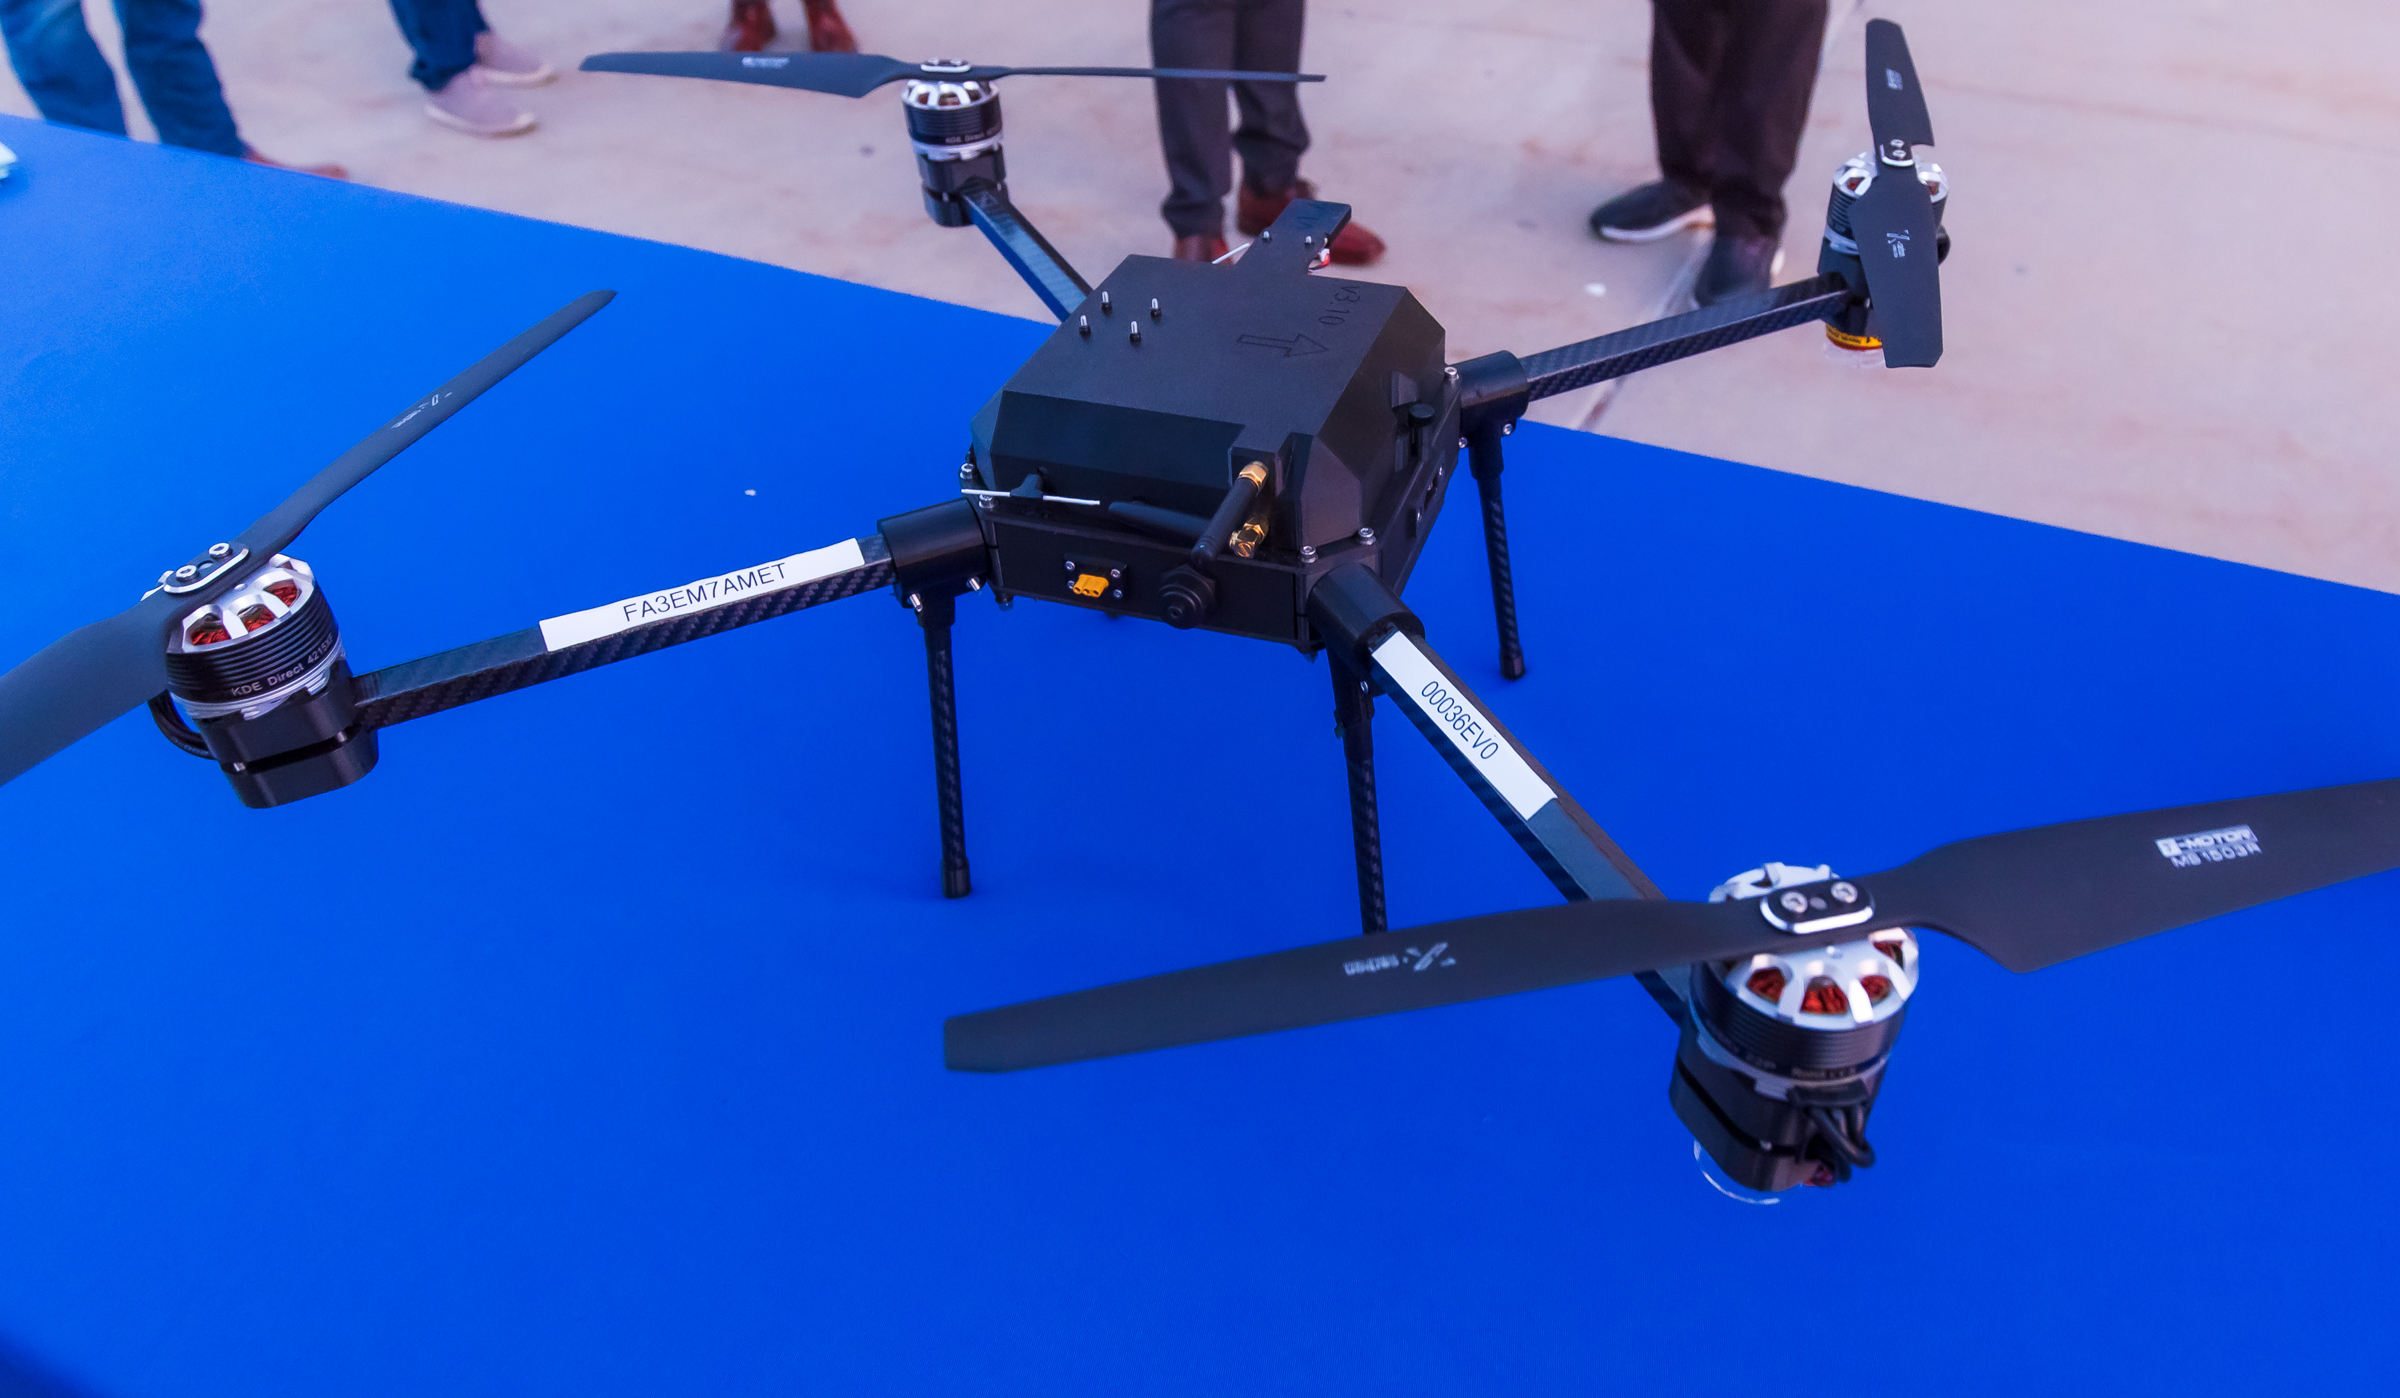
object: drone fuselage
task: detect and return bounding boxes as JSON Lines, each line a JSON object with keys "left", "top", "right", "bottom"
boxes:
{"left": 965, "top": 212, "right": 1459, "bottom": 649}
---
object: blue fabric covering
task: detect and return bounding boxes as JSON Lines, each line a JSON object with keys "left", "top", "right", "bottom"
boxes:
{"left": 1, "top": 113, "right": 2395, "bottom": 1396}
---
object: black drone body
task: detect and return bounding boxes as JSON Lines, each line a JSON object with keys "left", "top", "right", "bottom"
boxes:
{"left": 969, "top": 210, "right": 1453, "bottom": 644}
{"left": 10, "top": 24, "right": 2387, "bottom": 1198}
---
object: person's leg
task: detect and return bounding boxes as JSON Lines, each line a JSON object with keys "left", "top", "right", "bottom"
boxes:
{"left": 385, "top": 0, "right": 484, "bottom": 91}
{"left": 1225, "top": 0, "right": 1379, "bottom": 262}
{"left": 1648, "top": 0, "right": 1723, "bottom": 205}
{"left": 1698, "top": 0, "right": 1825, "bottom": 241}
{"left": 109, "top": 0, "right": 240, "bottom": 155}
{"left": 1226, "top": 0, "right": 1305, "bottom": 199}
{"left": 1150, "top": 0, "right": 1238, "bottom": 243}
{"left": 722, "top": 0, "right": 776, "bottom": 53}
{"left": 0, "top": 0, "right": 130, "bottom": 136}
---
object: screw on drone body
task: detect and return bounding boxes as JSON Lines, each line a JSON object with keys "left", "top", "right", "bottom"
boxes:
{"left": 1078, "top": 315, "right": 1090, "bottom": 337}
{"left": 1100, "top": 291, "right": 1112, "bottom": 316}
{"left": 1357, "top": 527, "right": 1376, "bottom": 544}
{"left": 1149, "top": 298, "right": 1161, "bottom": 320}
{"left": 967, "top": 577, "right": 984, "bottom": 591}
{"left": 207, "top": 543, "right": 230, "bottom": 558}
{"left": 1501, "top": 422, "right": 1513, "bottom": 435}
{"left": 1459, "top": 436, "right": 1469, "bottom": 450}
{"left": 1111, "top": 588, "right": 1123, "bottom": 599}
{"left": 1260, "top": 229, "right": 1271, "bottom": 240}
{"left": 1108, "top": 567, "right": 1122, "bottom": 579}
{"left": 1129, "top": 320, "right": 1142, "bottom": 344}
{"left": 175, "top": 565, "right": 197, "bottom": 580}
{"left": 1445, "top": 366, "right": 1459, "bottom": 380}
{"left": 1063, "top": 560, "right": 1077, "bottom": 572}
{"left": 1300, "top": 544, "right": 1317, "bottom": 562}
{"left": 908, "top": 593, "right": 924, "bottom": 613}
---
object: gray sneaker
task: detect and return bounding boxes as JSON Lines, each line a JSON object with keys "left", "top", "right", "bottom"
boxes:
{"left": 473, "top": 31, "right": 555, "bottom": 88}
{"left": 425, "top": 69, "right": 537, "bottom": 137}
{"left": 1590, "top": 181, "right": 1714, "bottom": 242}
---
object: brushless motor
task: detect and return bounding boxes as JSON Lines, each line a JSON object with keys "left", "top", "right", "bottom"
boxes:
{"left": 1670, "top": 861, "right": 1921, "bottom": 1191}
{"left": 903, "top": 66, "right": 1004, "bottom": 227}
{"left": 1818, "top": 153, "right": 1950, "bottom": 351}
{"left": 160, "top": 554, "right": 376, "bottom": 807}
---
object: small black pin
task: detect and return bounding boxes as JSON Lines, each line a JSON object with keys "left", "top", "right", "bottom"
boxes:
{"left": 1149, "top": 297, "right": 1161, "bottom": 320}
{"left": 1078, "top": 314, "right": 1090, "bottom": 337}
{"left": 1100, "top": 291, "right": 1112, "bottom": 316}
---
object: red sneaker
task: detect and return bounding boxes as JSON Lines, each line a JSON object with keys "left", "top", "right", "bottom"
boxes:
{"left": 1236, "top": 178, "right": 1385, "bottom": 266}
{"left": 803, "top": 0, "right": 858, "bottom": 53}
{"left": 721, "top": 0, "right": 776, "bottom": 53}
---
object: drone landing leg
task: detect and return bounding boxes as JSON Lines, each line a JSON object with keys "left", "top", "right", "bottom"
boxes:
{"left": 1465, "top": 422, "right": 1527, "bottom": 681}
{"left": 878, "top": 501, "right": 994, "bottom": 901}
{"left": 1330, "top": 654, "right": 1387, "bottom": 935}
{"left": 917, "top": 594, "right": 973, "bottom": 899}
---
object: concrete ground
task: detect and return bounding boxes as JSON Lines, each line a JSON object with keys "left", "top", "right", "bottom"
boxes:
{"left": 8, "top": 1, "right": 2398, "bottom": 590}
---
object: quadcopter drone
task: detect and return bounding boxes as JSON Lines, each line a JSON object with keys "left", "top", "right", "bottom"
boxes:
{"left": 6, "top": 22, "right": 2393, "bottom": 1195}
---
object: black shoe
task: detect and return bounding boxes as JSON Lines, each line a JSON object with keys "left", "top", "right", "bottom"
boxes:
{"left": 1693, "top": 234, "right": 1784, "bottom": 306}
{"left": 1589, "top": 181, "right": 1712, "bottom": 242}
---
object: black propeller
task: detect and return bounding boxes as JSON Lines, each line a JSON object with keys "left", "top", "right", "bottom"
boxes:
{"left": 1848, "top": 19, "right": 1942, "bottom": 366}
{"left": 947, "top": 777, "right": 2400, "bottom": 1071}
{"left": 577, "top": 52, "right": 1324, "bottom": 98}
{"left": 0, "top": 289, "right": 616, "bottom": 788}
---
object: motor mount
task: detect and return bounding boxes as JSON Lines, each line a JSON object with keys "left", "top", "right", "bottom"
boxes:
{"left": 157, "top": 553, "right": 377, "bottom": 807}
{"left": 1671, "top": 861, "right": 1921, "bottom": 1191}
{"left": 903, "top": 67, "right": 1004, "bottom": 228}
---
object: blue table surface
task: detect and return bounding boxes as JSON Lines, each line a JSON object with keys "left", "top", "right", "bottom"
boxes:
{"left": 2, "top": 115, "right": 2396, "bottom": 1397}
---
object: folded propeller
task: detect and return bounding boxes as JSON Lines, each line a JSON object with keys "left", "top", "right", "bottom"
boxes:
{"left": 1846, "top": 19, "right": 1943, "bottom": 366}
{"left": 946, "top": 777, "right": 2400, "bottom": 1072}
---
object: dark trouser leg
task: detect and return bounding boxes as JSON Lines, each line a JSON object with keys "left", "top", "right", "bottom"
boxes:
{"left": 385, "top": 0, "right": 487, "bottom": 92}
{"left": 1330, "top": 653, "right": 1386, "bottom": 935}
{"left": 1151, "top": 0, "right": 1237, "bottom": 239}
{"left": 1228, "top": 0, "right": 1307, "bottom": 196}
{"left": 1650, "top": 0, "right": 1826, "bottom": 240}
{"left": 112, "top": 0, "right": 241, "bottom": 155}
{"left": 0, "top": 0, "right": 129, "bottom": 136}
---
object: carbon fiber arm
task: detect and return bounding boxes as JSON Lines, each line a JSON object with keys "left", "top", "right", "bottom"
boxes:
{"left": 354, "top": 534, "right": 895, "bottom": 729}
{"left": 961, "top": 183, "right": 1092, "bottom": 322}
{"left": 1517, "top": 273, "right": 1853, "bottom": 401}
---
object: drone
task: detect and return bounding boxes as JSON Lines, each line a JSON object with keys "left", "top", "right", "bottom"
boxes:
{"left": 5, "top": 22, "right": 2392, "bottom": 1196}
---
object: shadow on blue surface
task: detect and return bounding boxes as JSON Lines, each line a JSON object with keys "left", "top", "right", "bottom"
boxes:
{"left": 0, "top": 1339, "right": 100, "bottom": 1398}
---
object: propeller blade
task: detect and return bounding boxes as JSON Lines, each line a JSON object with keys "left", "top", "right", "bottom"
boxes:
{"left": 1850, "top": 19, "right": 1941, "bottom": 367}
{"left": 1872, "top": 777, "right": 2400, "bottom": 972}
{"left": 971, "top": 66, "right": 1324, "bottom": 84}
{"left": 947, "top": 777, "right": 2400, "bottom": 1071}
{"left": 1863, "top": 19, "right": 1935, "bottom": 151}
{"left": 579, "top": 51, "right": 917, "bottom": 97}
{"left": 578, "top": 52, "right": 1323, "bottom": 95}
{"left": 0, "top": 600, "right": 192, "bottom": 787}
{"left": 1847, "top": 169, "right": 1942, "bottom": 366}
{"left": 0, "top": 290, "right": 614, "bottom": 788}
{"left": 234, "top": 290, "right": 615, "bottom": 564}
{"left": 945, "top": 899, "right": 1766, "bottom": 1072}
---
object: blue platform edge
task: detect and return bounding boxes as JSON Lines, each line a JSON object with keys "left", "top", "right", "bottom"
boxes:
{"left": 3, "top": 115, "right": 2397, "bottom": 1397}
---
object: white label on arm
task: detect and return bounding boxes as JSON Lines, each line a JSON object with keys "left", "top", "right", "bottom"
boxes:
{"left": 1369, "top": 633, "right": 1556, "bottom": 820}
{"left": 538, "top": 538, "right": 868, "bottom": 652}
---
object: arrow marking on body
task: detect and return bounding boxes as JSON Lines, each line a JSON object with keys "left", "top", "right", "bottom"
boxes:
{"left": 1235, "top": 333, "right": 1328, "bottom": 358}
